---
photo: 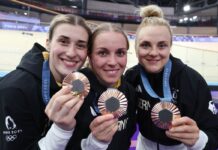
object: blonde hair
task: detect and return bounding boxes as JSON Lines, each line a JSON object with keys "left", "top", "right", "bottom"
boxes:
{"left": 135, "top": 5, "right": 172, "bottom": 52}
{"left": 88, "top": 23, "right": 129, "bottom": 55}
{"left": 48, "top": 14, "right": 91, "bottom": 41}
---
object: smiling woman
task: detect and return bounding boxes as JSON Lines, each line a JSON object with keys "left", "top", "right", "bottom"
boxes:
{"left": 66, "top": 23, "right": 137, "bottom": 150}
{"left": 0, "top": 14, "right": 92, "bottom": 150}
{"left": 125, "top": 4, "right": 218, "bottom": 150}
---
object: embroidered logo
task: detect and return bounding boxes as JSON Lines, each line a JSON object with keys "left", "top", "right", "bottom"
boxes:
{"left": 208, "top": 101, "right": 217, "bottom": 115}
{"left": 138, "top": 98, "right": 150, "bottom": 111}
{"left": 5, "top": 116, "right": 16, "bottom": 130}
{"left": 171, "top": 88, "right": 179, "bottom": 104}
{"left": 117, "top": 118, "right": 128, "bottom": 131}
{"left": 136, "top": 85, "right": 142, "bottom": 93}
{"left": 3, "top": 116, "right": 23, "bottom": 142}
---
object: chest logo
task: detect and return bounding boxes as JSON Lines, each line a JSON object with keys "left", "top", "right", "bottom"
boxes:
{"left": 208, "top": 101, "right": 217, "bottom": 115}
{"left": 3, "top": 116, "right": 23, "bottom": 142}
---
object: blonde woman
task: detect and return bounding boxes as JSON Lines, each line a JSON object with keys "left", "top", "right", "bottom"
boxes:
{"left": 0, "top": 14, "right": 91, "bottom": 150}
{"left": 125, "top": 5, "right": 218, "bottom": 150}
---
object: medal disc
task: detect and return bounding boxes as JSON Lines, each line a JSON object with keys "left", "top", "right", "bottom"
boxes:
{"left": 98, "top": 88, "right": 127, "bottom": 118}
{"left": 151, "top": 102, "right": 181, "bottom": 129}
{"left": 62, "top": 72, "right": 90, "bottom": 97}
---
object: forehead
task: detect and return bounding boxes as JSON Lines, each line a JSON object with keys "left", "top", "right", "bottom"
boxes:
{"left": 53, "top": 23, "right": 88, "bottom": 40}
{"left": 138, "top": 25, "right": 171, "bottom": 42}
{"left": 94, "top": 31, "right": 127, "bottom": 46}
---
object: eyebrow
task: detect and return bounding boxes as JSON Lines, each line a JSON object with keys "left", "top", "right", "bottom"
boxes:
{"left": 59, "top": 35, "right": 87, "bottom": 43}
{"left": 77, "top": 40, "right": 88, "bottom": 44}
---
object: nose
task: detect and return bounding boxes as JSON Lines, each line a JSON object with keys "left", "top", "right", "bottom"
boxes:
{"left": 66, "top": 44, "right": 77, "bottom": 57}
{"left": 149, "top": 46, "right": 158, "bottom": 56}
{"left": 107, "top": 54, "right": 117, "bottom": 66}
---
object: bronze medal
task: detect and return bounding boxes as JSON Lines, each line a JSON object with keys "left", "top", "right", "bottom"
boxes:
{"left": 98, "top": 88, "right": 127, "bottom": 118}
{"left": 62, "top": 72, "right": 90, "bottom": 97}
{"left": 151, "top": 102, "right": 181, "bottom": 129}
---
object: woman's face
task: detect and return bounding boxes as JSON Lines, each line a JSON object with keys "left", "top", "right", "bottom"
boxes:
{"left": 89, "top": 31, "right": 128, "bottom": 87}
{"left": 47, "top": 23, "right": 89, "bottom": 82}
{"left": 136, "top": 25, "right": 171, "bottom": 73}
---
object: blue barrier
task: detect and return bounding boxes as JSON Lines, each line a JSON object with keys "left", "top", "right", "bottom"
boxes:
{"left": 0, "top": 71, "right": 8, "bottom": 77}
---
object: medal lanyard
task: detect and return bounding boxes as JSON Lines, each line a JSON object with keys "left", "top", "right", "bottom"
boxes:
{"left": 42, "top": 59, "right": 50, "bottom": 105}
{"left": 140, "top": 59, "right": 172, "bottom": 102}
{"left": 215, "top": 103, "right": 218, "bottom": 111}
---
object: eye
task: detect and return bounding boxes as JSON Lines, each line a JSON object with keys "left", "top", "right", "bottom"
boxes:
{"left": 116, "top": 49, "right": 126, "bottom": 57}
{"left": 58, "top": 38, "right": 69, "bottom": 46}
{"left": 97, "top": 49, "right": 108, "bottom": 57}
{"left": 76, "top": 43, "right": 87, "bottom": 50}
{"left": 158, "top": 42, "right": 168, "bottom": 49}
{"left": 139, "top": 42, "right": 150, "bottom": 49}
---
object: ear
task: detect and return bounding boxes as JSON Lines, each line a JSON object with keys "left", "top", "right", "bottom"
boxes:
{"left": 87, "top": 56, "right": 92, "bottom": 69}
{"left": 46, "top": 39, "right": 50, "bottom": 51}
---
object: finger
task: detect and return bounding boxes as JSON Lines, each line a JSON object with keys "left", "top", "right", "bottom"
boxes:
{"left": 101, "top": 122, "right": 118, "bottom": 142}
{"left": 52, "top": 85, "right": 72, "bottom": 100}
{"left": 59, "top": 95, "right": 82, "bottom": 113}
{"left": 50, "top": 99, "right": 84, "bottom": 129}
{"left": 90, "top": 114, "right": 115, "bottom": 129}
{"left": 104, "top": 121, "right": 118, "bottom": 136}
{"left": 58, "top": 99, "right": 84, "bottom": 127}
{"left": 165, "top": 134, "right": 198, "bottom": 146}
{"left": 45, "top": 93, "right": 74, "bottom": 116}
{"left": 172, "top": 116, "right": 196, "bottom": 127}
{"left": 93, "top": 121, "right": 118, "bottom": 142}
{"left": 166, "top": 130, "right": 199, "bottom": 139}
{"left": 94, "top": 118, "right": 117, "bottom": 132}
{"left": 169, "top": 124, "right": 199, "bottom": 133}
{"left": 67, "top": 99, "right": 84, "bottom": 118}
{"left": 46, "top": 85, "right": 72, "bottom": 110}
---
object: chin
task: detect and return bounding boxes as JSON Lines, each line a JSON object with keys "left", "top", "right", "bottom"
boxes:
{"left": 147, "top": 68, "right": 161, "bottom": 74}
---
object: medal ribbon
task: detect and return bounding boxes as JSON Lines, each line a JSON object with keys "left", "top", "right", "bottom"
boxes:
{"left": 140, "top": 59, "right": 172, "bottom": 102}
{"left": 215, "top": 102, "right": 218, "bottom": 113}
{"left": 42, "top": 56, "right": 50, "bottom": 105}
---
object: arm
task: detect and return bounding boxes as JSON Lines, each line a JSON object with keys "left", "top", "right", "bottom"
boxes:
{"left": 81, "top": 114, "right": 118, "bottom": 150}
{"left": 42, "top": 85, "right": 84, "bottom": 150}
{"left": 166, "top": 72, "right": 218, "bottom": 150}
{"left": 0, "top": 88, "right": 41, "bottom": 150}
{"left": 38, "top": 123, "right": 74, "bottom": 150}
{"left": 194, "top": 78, "right": 218, "bottom": 150}
{"left": 165, "top": 116, "right": 208, "bottom": 150}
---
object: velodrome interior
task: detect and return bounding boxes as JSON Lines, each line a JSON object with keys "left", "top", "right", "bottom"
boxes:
{"left": 0, "top": 1, "right": 218, "bottom": 149}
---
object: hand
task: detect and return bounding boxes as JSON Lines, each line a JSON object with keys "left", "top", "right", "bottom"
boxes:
{"left": 45, "top": 85, "right": 84, "bottom": 130}
{"left": 90, "top": 114, "right": 118, "bottom": 143}
{"left": 165, "top": 116, "right": 199, "bottom": 146}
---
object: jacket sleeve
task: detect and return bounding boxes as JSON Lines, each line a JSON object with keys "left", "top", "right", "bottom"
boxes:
{"left": 0, "top": 87, "right": 41, "bottom": 150}
{"left": 81, "top": 133, "right": 110, "bottom": 150}
{"left": 193, "top": 77, "right": 218, "bottom": 150}
{"left": 38, "top": 123, "right": 73, "bottom": 150}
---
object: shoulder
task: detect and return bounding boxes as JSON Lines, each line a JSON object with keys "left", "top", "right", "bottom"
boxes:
{"left": 0, "top": 69, "right": 40, "bottom": 95}
{"left": 125, "top": 65, "right": 140, "bottom": 76}
{"left": 171, "top": 55, "right": 207, "bottom": 85}
{"left": 119, "top": 77, "right": 136, "bottom": 99}
{"left": 124, "top": 65, "right": 141, "bottom": 86}
{"left": 79, "top": 67, "right": 95, "bottom": 80}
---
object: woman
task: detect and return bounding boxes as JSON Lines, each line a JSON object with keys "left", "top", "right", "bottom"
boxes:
{"left": 67, "top": 23, "right": 136, "bottom": 150}
{"left": 0, "top": 14, "right": 91, "bottom": 150}
{"left": 125, "top": 5, "right": 218, "bottom": 150}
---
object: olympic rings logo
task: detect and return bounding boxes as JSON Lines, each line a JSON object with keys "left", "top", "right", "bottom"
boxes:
{"left": 5, "top": 135, "right": 17, "bottom": 142}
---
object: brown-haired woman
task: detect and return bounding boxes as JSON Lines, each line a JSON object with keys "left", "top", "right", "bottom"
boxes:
{"left": 67, "top": 23, "right": 136, "bottom": 150}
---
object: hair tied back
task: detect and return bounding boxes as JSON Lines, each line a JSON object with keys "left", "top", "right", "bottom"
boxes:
{"left": 140, "top": 5, "right": 164, "bottom": 19}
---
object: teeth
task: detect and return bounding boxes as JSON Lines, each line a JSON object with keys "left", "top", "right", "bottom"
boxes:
{"left": 107, "top": 70, "right": 118, "bottom": 75}
{"left": 63, "top": 60, "right": 77, "bottom": 66}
